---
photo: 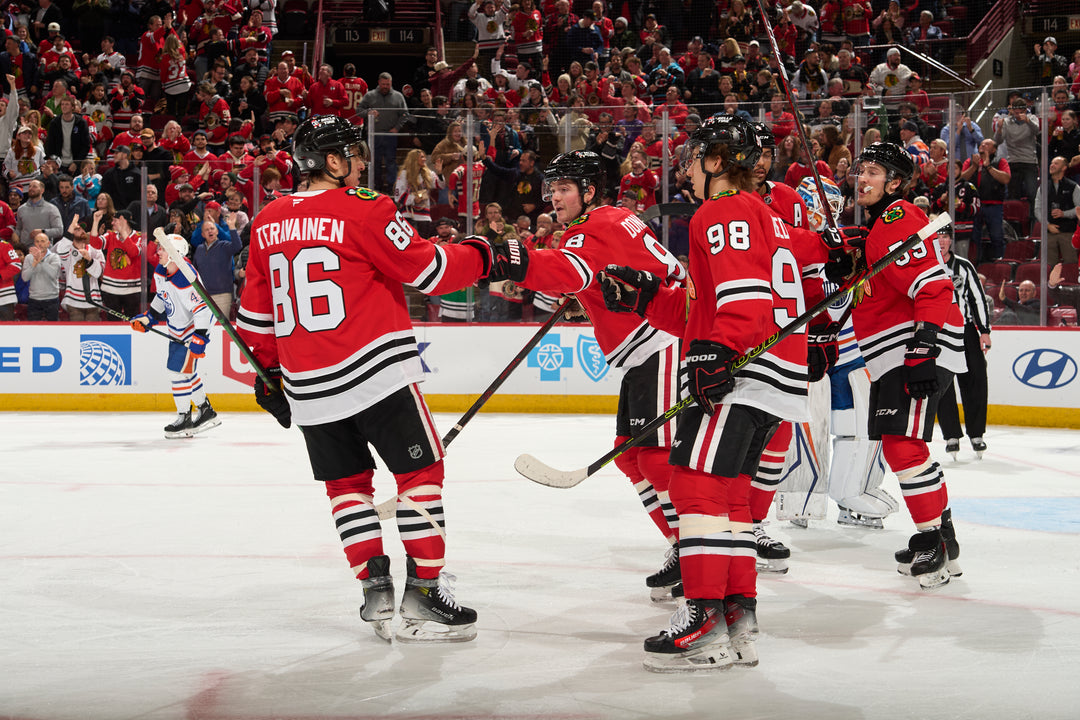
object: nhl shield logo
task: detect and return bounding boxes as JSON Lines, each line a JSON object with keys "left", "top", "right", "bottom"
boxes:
{"left": 576, "top": 335, "right": 608, "bottom": 382}
{"left": 408, "top": 444, "right": 423, "bottom": 459}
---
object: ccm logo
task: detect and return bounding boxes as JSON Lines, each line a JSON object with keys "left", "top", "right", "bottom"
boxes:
{"left": 876, "top": 408, "right": 898, "bottom": 416}
{"left": 686, "top": 353, "right": 717, "bottom": 362}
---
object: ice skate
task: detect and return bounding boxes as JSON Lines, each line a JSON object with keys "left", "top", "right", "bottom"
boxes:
{"left": 896, "top": 508, "right": 961, "bottom": 578}
{"left": 359, "top": 555, "right": 395, "bottom": 642}
{"left": 646, "top": 545, "right": 681, "bottom": 602}
{"left": 643, "top": 598, "right": 733, "bottom": 673}
{"left": 164, "top": 411, "right": 194, "bottom": 439}
{"left": 396, "top": 557, "right": 477, "bottom": 643}
{"left": 945, "top": 438, "right": 960, "bottom": 461}
{"left": 971, "top": 437, "right": 987, "bottom": 459}
{"left": 188, "top": 400, "right": 221, "bottom": 435}
{"left": 897, "top": 528, "right": 950, "bottom": 589}
{"left": 725, "top": 595, "right": 759, "bottom": 668}
{"left": 789, "top": 518, "right": 809, "bottom": 529}
{"left": 837, "top": 506, "right": 884, "bottom": 529}
{"left": 753, "top": 523, "right": 790, "bottom": 574}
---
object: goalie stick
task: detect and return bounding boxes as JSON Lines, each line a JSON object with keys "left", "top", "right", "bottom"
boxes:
{"left": 514, "top": 212, "right": 952, "bottom": 489}
{"left": 155, "top": 228, "right": 276, "bottom": 387}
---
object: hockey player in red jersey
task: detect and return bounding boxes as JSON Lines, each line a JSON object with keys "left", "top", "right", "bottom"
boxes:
{"left": 602, "top": 115, "right": 814, "bottom": 672}
{"left": 236, "top": 115, "right": 499, "bottom": 643}
{"left": 485, "top": 150, "right": 689, "bottom": 601}
{"left": 844, "top": 142, "right": 966, "bottom": 589}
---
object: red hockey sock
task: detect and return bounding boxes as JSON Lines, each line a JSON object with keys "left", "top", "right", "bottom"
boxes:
{"left": 750, "top": 422, "right": 792, "bottom": 520}
{"left": 615, "top": 438, "right": 676, "bottom": 543}
{"left": 882, "top": 435, "right": 946, "bottom": 526}
{"left": 669, "top": 466, "right": 731, "bottom": 599}
{"left": 395, "top": 462, "right": 446, "bottom": 579}
{"left": 325, "top": 471, "right": 381, "bottom": 580}
{"left": 727, "top": 473, "right": 757, "bottom": 599}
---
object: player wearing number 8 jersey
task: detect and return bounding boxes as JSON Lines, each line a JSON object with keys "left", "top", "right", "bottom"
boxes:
{"left": 236, "top": 115, "right": 497, "bottom": 643}
{"left": 487, "top": 150, "right": 689, "bottom": 602}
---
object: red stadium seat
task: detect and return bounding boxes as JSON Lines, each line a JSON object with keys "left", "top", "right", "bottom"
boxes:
{"left": 1049, "top": 306, "right": 1077, "bottom": 326}
{"left": 1014, "top": 262, "right": 1043, "bottom": 286}
{"left": 1062, "top": 263, "right": 1079, "bottom": 284}
{"left": 1003, "top": 239, "right": 1037, "bottom": 261}
{"left": 1003, "top": 200, "right": 1030, "bottom": 236}
{"left": 977, "top": 261, "right": 1015, "bottom": 285}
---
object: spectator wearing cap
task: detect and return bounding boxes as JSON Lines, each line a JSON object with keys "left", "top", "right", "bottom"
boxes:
{"left": 429, "top": 48, "right": 478, "bottom": 102}
{"left": 165, "top": 165, "right": 198, "bottom": 206}
{"left": 95, "top": 36, "right": 126, "bottom": 89}
{"left": 1031, "top": 37, "right": 1069, "bottom": 87}
{"left": 139, "top": 128, "right": 173, "bottom": 197}
{"left": 792, "top": 48, "right": 828, "bottom": 100}
{"left": 100, "top": 146, "right": 141, "bottom": 208}
{"left": 31, "top": 0, "right": 62, "bottom": 45}
{"left": 281, "top": 49, "right": 314, "bottom": 89}
{"left": 611, "top": 15, "right": 635, "bottom": 51}
{"left": 1, "top": 34, "right": 37, "bottom": 101}
{"left": 868, "top": 47, "right": 912, "bottom": 96}
{"left": 108, "top": 69, "right": 145, "bottom": 135}
{"left": 899, "top": 119, "right": 930, "bottom": 164}
{"left": 44, "top": 93, "right": 89, "bottom": 174}
{"left": 306, "top": 63, "right": 347, "bottom": 118}
{"left": 993, "top": 98, "right": 1040, "bottom": 214}
{"left": 904, "top": 72, "right": 931, "bottom": 119}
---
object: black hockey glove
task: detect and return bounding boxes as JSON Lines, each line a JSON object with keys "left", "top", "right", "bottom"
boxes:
{"left": 824, "top": 247, "right": 856, "bottom": 284}
{"left": 685, "top": 340, "right": 740, "bottom": 415}
{"left": 806, "top": 317, "right": 841, "bottom": 382}
{"left": 821, "top": 225, "right": 869, "bottom": 251}
{"left": 254, "top": 368, "right": 292, "bottom": 429}
{"left": 599, "top": 264, "right": 660, "bottom": 316}
{"left": 903, "top": 322, "right": 942, "bottom": 399}
{"left": 489, "top": 236, "right": 529, "bottom": 283}
{"left": 459, "top": 235, "right": 496, "bottom": 281}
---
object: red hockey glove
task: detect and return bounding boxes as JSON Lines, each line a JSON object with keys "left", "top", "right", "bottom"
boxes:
{"left": 806, "top": 318, "right": 841, "bottom": 382}
{"left": 254, "top": 368, "right": 292, "bottom": 429}
{"left": 458, "top": 234, "right": 495, "bottom": 280}
{"left": 685, "top": 340, "right": 739, "bottom": 415}
{"left": 821, "top": 225, "right": 869, "bottom": 251}
{"left": 903, "top": 323, "right": 942, "bottom": 399}
{"left": 600, "top": 264, "right": 660, "bottom": 316}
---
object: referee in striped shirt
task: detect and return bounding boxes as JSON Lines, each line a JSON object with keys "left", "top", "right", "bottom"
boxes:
{"left": 935, "top": 225, "right": 992, "bottom": 458}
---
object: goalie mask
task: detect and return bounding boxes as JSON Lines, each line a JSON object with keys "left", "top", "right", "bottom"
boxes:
{"left": 797, "top": 176, "right": 844, "bottom": 232}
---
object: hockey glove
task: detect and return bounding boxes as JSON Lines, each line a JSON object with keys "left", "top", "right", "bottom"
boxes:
{"left": 459, "top": 235, "right": 496, "bottom": 281}
{"left": 903, "top": 322, "right": 942, "bottom": 399}
{"left": 188, "top": 331, "right": 210, "bottom": 358}
{"left": 488, "top": 236, "right": 529, "bottom": 283}
{"left": 130, "top": 312, "right": 155, "bottom": 333}
{"left": 824, "top": 248, "right": 856, "bottom": 284}
{"left": 806, "top": 317, "right": 841, "bottom": 382}
{"left": 600, "top": 264, "right": 660, "bottom": 316}
{"left": 821, "top": 225, "right": 869, "bottom": 251}
{"left": 685, "top": 340, "right": 740, "bottom": 415}
{"left": 254, "top": 368, "right": 292, "bottom": 429}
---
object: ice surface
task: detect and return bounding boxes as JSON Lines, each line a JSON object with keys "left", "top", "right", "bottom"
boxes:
{"left": 2, "top": 412, "right": 1079, "bottom": 719}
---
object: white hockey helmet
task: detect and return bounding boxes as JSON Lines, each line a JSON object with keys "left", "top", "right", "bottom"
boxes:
{"left": 163, "top": 233, "right": 190, "bottom": 263}
{"left": 796, "top": 176, "right": 844, "bottom": 233}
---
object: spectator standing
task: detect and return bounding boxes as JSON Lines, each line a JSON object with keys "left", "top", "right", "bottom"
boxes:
{"left": 960, "top": 138, "right": 1011, "bottom": 262}
{"left": 792, "top": 48, "right": 828, "bottom": 100}
{"left": 1034, "top": 155, "right": 1080, "bottom": 266}
{"left": 50, "top": 173, "right": 88, "bottom": 232}
{"left": 993, "top": 98, "right": 1040, "bottom": 214}
{"left": 91, "top": 208, "right": 150, "bottom": 319}
{"left": 868, "top": 47, "right": 912, "bottom": 97}
{"left": 935, "top": 227, "right": 992, "bottom": 460}
{"left": 264, "top": 61, "right": 306, "bottom": 126}
{"left": 141, "top": 128, "right": 174, "bottom": 198}
{"left": 100, "top": 146, "right": 141, "bottom": 208}
{"left": 358, "top": 72, "right": 410, "bottom": 194}
{"left": 511, "top": 0, "right": 543, "bottom": 72}
{"left": 5, "top": 125, "right": 45, "bottom": 195}
{"left": 0, "top": 234, "right": 19, "bottom": 320}
{"left": 0, "top": 74, "right": 18, "bottom": 159}
{"left": 159, "top": 34, "right": 193, "bottom": 117}
{"left": 135, "top": 14, "right": 171, "bottom": 101}
{"left": 44, "top": 95, "right": 90, "bottom": 174}
{"left": 55, "top": 217, "right": 104, "bottom": 321}
{"left": 192, "top": 213, "right": 242, "bottom": 316}
{"left": 468, "top": 0, "right": 510, "bottom": 81}
{"left": 482, "top": 148, "right": 544, "bottom": 223}
{"left": 339, "top": 63, "right": 369, "bottom": 124}
{"left": 95, "top": 36, "right": 126, "bottom": 89}
{"left": 1050, "top": 110, "right": 1080, "bottom": 177}
{"left": 231, "top": 47, "right": 269, "bottom": 94}
{"left": 14, "top": 179, "right": 62, "bottom": 250}
{"left": 940, "top": 109, "right": 984, "bottom": 165}
{"left": 307, "top": 64, "right": 346, "bottom": 118}
{"left": 1030, "top": 37, "right": 1069, "bottom": 87}
{"left": 20, "top": 230, "right": 60, "bottom": 320}
{"left": 108, "top": 70, "right": 145, "bottom": 136}
{"left": 194, "top": 81, "right": 232, "bottom": 153}
{"left": 31, "top": 0, "right": 63, "bottom": 46}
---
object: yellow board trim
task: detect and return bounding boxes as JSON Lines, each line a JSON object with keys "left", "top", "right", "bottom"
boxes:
{"left": 1, "top": 396, "right": 1075, "bottom": 428}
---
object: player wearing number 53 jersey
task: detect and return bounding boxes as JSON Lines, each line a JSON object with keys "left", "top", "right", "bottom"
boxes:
{"left": 237, "top": 115, "right": 497, "bottom": 644}
{"left": 490, "top": 151, "right": 689, "bottom": 602}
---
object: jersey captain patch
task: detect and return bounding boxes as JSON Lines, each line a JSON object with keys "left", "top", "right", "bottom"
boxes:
{"left": 346, "top": 187, "right": 380, "bottom": 201}
{"left": 882, "top": 206, "right": 905, "bottom": 224}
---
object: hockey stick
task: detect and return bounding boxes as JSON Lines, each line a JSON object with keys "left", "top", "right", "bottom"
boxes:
{"left": 84, "top": 297, "right": 186, "bottom": 345}
{"left": 370, "top": 301, "right": 570, "bottom": 520}
{"left": 638, "top": 202, "right": 697, "bottom": 223}
{"left": 753, "top": 0, "right": 841, "bottom": 235}
{"left": 154, "top": 228, "right": 276, "bottom": 387}
{"left": 514, "top": 211, "right": 951, "bottom": 488}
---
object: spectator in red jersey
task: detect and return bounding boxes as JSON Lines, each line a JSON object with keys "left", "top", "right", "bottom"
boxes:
{"left": 239, "top": 133, "right": 294, "bottom": 192}
{"left": 281, "top": 49, "right": 313, "bottom": 89}
{"left": 617, "top": 150, "right": 658, "bottom": 214}
{"left": 108, "top": 70, "right": 145, "bottom": 136}
{"left": 195, "top": 81, "right": 232, "bottom": 153}
{"left": 265, "top": 61, "right": 306, "bottom": 126}
{"left": 159, "top": 120, "right": 191, "bottom": 165}
{"left": 339, "top": 63, "right": 369, "bottom": 125}
{"left": 109, "top": 112, "right": 144, "bottom": 162}
{"left": 159, "top": 34, "right": 193, "bottom": 117}
{"left": 307, "top": 63, "right": 346, "bottom": 118}
{"left": 766, "top": 92, "right": 796, "bottom": 139}
{"left": 135, "top": 13, "right": 173, "bottom": 101}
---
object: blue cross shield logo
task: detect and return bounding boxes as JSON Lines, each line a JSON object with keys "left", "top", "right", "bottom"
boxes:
{"left": 528, "top": 334, "right": 573, "bottom": 381}
{"left": 576, "top": 335, "right": 608, "bottom": 382}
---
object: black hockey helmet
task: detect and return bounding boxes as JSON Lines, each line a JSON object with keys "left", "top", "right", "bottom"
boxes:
{"left": 680, "top": 114, "right": 762, "bottom": 174}
{"left": 292, "top": 114, "right": 368, "bottom": 175}
{"left": 856, "top": 141, "right": 915, "bottom": 182}
{"left": 751, "top": 121, "right": 776, "bottom": 150}
{"left": 542, "top": 150, "right": 606, "bottom": 202}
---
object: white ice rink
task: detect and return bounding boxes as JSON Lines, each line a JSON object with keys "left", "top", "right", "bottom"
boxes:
{"left": 3, "top": 411, "right": 1080, "bottom": 720}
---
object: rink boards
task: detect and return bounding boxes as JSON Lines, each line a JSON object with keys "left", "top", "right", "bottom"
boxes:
{"left": 1, "top": 323, "right": 1078, "bottom": 426}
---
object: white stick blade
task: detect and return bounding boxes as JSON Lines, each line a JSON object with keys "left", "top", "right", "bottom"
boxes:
{"left": 514, "top": 454, "right": 588, "bottom": 489}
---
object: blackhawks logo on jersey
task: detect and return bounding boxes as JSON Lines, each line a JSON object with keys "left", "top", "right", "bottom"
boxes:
{"left": 709, "top": 189, "right": 738, "bottom": 200}
{"left": 567, "top": 213, "right": 589, "bottom": 228}
{"left": 346, "top": 187, "right": 380, "bottom": 200}
{"left": 882, "top": 206, "right": 905, "bottom": 224}
{"left": 110, "top": 247, "right": 130, "bottom": 270}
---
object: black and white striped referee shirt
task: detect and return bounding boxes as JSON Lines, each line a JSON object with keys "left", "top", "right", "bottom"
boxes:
{"left": 945, "top": 253, "right": 992, "bottom": 334}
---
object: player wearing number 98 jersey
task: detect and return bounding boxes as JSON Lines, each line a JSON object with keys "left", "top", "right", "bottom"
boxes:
{"left": 236, "top": 115, "right": 495, "bottom": 643}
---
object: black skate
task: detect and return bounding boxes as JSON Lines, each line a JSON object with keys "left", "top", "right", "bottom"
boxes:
{"left": 643, "top": 598, "right": 732, "bottom": 673}
{"left": 901, "top": 528, "right": 950, "bottom": 589}
{"left": 896, "top": 508, "right": 961, "bottom": 578}
{"left": 753, "top": 523, "right": 790, "bottom": 574}
{"left": 164, "top": 411, "right": 194, "bottom": 439}
{"left": 360, "top": 555, "right": 395, "bottom": 642}
{"left": 837, "top": 506, "right": 884, "bottom": 529}
{"left": 189, "top": 400, "right": 221, "bottom": 435}
{"left": 396, "top": 557, "right": 477, "bottom": 643}
{"left": 646, "top": 545, "right": 681, "bottom": 602}
{"left": 945, "top": 438, "right": 960, "bottom": 461}
{"left": 971, "top": 437, "right": 987, "bottom": 459}
{"left": 725, "top": 595, "right": 759, "bottom": 668}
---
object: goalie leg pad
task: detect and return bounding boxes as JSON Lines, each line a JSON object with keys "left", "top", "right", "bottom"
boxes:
{"left": 773, "top": 381, "right": 830, "bottom": 522}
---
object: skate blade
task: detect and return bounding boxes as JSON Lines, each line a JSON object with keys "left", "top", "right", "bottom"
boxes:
{"left": 917, "top": 568, "right": 951, "bottom": 590}
{"left": 755, "top": 559, "right": 789, "bottom": 575}
{"left": 394, "top": 619, "right": 477, "bottom": 643}
{"left": 730, "top": 641, "right": 759, "bottom": 667}
{"left": 947, "top": 560, "right": 963, "bottom": 577}
{"left": 975, "top": 451, "right": 984, "bottom": 460}
{"left": 837, "top": 516, "right": 885, "bottom": 529}
{"left": 650, "top": 585, "right": 679, "bottom": 603}
{"left": 643, "top": 645, "right": 734, "bottom": 673}
{"left": 188, "top": 417, "right": 221, "bottom": 435}
{"left": 789, "top": 518, "right": 809, "bottom": 529}
{"left": 164, "top": 429, "right": 195, "bottom": 439}
{"left": 897, "top": 562, "right": 913, "bottom": 576}
{"left": 369, "top": 619, "right": 392, "bottom": 643}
